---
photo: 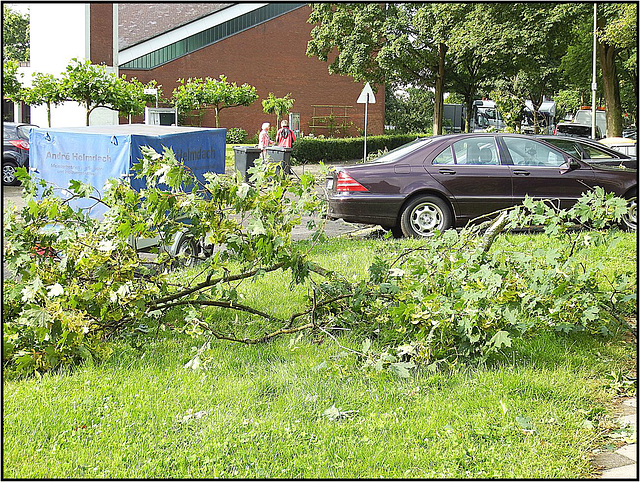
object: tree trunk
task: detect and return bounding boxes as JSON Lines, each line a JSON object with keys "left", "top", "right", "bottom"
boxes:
{"left": 465, "top": 95, "right": 473, "bottom": 133}
{"left": 530, "top": 96, "right": 542, "bottom": 135}
{"left": 86, "top": 98, "right": 92, "bottom": 126}
{"left": 597, "top": 35, "right": 622, "bottom": 137}
{"left": 433, "top": 43, "right": 447, "bottom": 135}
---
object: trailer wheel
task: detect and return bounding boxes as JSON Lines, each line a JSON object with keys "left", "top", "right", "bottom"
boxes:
{"left": 174, "top": 235, "right": 199, "bottom": 268}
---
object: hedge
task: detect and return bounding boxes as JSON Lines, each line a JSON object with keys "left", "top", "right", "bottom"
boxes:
{"left": 290, "top": 134, "right": 430, "bottom": 165}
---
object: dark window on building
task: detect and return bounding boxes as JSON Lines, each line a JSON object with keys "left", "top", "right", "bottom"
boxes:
{"left": 3, "top": 99, "right": 15, "bottom": 122}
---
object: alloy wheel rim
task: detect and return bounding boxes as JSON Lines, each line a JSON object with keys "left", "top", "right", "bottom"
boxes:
{"left": 410, "top": 203, "right": 443, "bottom": 235}
{"left": 3, "top": 165, "right": 16, "bottom": 184}
{"left": 626, "top": 199, "right": 637, "bottom": 229}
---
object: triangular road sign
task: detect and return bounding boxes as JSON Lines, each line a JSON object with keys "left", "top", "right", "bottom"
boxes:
{"left": 357, "top": 82, "right": 376, "bottom": 104}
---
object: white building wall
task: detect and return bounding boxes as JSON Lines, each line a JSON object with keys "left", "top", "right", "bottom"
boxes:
{"left": 22, "top": 3, "right": 118, "bottom": 127}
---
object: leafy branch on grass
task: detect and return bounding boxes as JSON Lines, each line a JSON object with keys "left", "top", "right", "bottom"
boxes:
{"left": 2, "top": 145, "right": 636, "bottom": 377}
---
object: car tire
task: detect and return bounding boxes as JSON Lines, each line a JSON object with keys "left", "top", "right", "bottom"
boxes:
{"left": 2, "top": 162, "right": 19, "bottom": 186}
{"left": 621, "top": 192, "right": 637, "bottom": 231}
{"left": 400, "top": 195, "right": 452, "bottom": 237}
{"left": 389, "top": 225, "right": 404, "bottom": 239}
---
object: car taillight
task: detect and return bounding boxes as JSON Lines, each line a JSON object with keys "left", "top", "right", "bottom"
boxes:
{"left": 9, "top": 140, "right": 29, "bottom": 150}
{"left": 336, "top": 171, "right": 368, "bottom": 192}
{"left": 553, "top": 125, "right": 557, "bottom": 135}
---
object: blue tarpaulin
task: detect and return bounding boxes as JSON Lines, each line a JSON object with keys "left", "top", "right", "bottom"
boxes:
{"left": 30, "top": 125, "right": 226, "bottom": 218}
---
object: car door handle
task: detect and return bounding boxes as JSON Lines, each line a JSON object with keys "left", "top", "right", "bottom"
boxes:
{"left": 513, "top": 170, "right": 530, "bottom": 176}
{"left": 439, "top": 169, "right": 456, "bottom": 175}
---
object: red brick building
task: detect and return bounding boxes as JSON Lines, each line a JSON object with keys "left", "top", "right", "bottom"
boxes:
{"left": 113, "top": 3, "right": 385, "bottom": 138}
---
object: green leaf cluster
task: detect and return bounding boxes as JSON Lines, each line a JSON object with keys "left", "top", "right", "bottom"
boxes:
{"left": 2, "top": 5, "right": 29, "bottom": 62}
{"left": 3, "top": 147, "right": 323, "bottom": 377}
{"left": 325, "top": 190, "right": 636, "bottom": 368}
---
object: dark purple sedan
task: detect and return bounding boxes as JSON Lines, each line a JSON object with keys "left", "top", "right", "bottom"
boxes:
{"left": 326, "top": 133, "right": 637, "bottom": 237}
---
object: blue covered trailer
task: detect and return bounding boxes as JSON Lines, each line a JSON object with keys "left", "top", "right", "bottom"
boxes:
{"left": 29, "top": 124, "right": 226, "bottom": 261}
{"left": 30, "top": 124, "right": 226, "bottom": 217}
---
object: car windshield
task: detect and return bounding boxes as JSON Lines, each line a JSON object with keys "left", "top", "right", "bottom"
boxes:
{"left": 368, "top": 137, "right": 433, "bottom": 164}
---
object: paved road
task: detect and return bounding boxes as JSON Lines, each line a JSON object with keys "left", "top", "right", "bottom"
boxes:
{"left": 1, "top": 168, "right": 375, "bottom": 241}
{"left": 3, "top": 185, "right": 25, "bottom": 211}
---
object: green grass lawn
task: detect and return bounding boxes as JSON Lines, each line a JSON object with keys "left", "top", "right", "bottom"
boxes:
{"left": 3, "top": 233, "right": 637, "bottom": 478}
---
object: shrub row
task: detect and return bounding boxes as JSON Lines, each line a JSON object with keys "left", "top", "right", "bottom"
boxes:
{"left": 290, "top": 134, "right": 429, "bottom": 165}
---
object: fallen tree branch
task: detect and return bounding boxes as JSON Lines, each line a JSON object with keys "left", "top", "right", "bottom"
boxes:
{"left": 148, "top": 262, "right": 286, "bottom": 309}
{"left": 209, "top": 322, "right": 315, "bottom": 345}
{"left": 480, "top": 211, "right": 510, "bottom": 254}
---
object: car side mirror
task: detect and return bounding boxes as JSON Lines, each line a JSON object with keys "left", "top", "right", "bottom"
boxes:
{"left": 568, "top": 158, "right": 581, "bottom": 170}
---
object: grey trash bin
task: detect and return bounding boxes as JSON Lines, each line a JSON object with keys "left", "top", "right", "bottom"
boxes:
{"left": 233, "top": 146, "right": 262, "bottom": 178}
{"left": 265, "top": 146, "right": 292, "bottom": 175}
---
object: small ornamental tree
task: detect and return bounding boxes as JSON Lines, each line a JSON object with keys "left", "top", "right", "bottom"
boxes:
{"left": 59, "top": 58, "right": 152, "bottom": 125}
{"left": 172, "top": 75, "right": 258, "bottom": 127}
{"left": 21, "top": 73, "right": 65, "bottom": 127}
{"left": 117, "top": 77, "right": 162, "bottom": 122}
{"left": 262, "top": 93, "right": 295, "bottom": 128}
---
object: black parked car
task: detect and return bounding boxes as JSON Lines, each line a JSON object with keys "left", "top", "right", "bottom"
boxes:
{"left": 326, "top": 133, "right": 637, "bottom": 237}
{"left": 537, "top": 135, "right": 637, "bottom": 170}
{"left": 3, "top": 122, "right": 37, "bottom": 185}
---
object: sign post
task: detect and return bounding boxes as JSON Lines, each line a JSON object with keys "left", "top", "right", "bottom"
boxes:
{"left": 357, "top": 82, "right": 376, "bottom": 161}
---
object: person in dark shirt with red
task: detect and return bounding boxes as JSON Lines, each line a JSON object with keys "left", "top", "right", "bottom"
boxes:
{"left": 275, "top": 120, "right": 295, "bottom": 148}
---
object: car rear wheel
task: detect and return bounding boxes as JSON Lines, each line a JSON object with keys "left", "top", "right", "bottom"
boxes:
{"left": 2, "top": 162, "right": 19, "bottom": 186}
{"left": 389, "top": 225, "right": 404, "bottom": 239}
{"left": 400, "top": 195, "right": 452, "bottom": 237}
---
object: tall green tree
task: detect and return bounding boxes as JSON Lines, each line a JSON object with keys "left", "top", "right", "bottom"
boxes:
{"left": 559, "top": 20, "right": 599, "bottom": 108}
{"left": 307, "top": 3, "right": 469, "bottom": 135}
{"left": 172, "top": 75, "right": 258, "bottom": 128}
{"left": 596, "top": 3, "right": 637, "bottom": 135}
{"left": 508, "top": 4, "right": 579, "bottom": 133}
{"left": 445, "top": 4, "right": 516, "bottom": 132}
{"left": 3, "top": 5, "right": 29, "bottom": 62}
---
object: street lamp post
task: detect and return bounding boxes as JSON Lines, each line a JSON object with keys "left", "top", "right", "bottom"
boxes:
{"left": 591, "top": 3, "right": 598, "bottom": 139}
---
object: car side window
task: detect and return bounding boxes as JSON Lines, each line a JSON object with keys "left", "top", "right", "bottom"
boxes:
{"left": 452, "top": 138, "right": 499, "bottom": 165}
{"left": 582, "top": 145, "right": 616, "bottom": 159}
{"left": 432, "top": 146, "right": 455, "bottom": 164}
{"left": 546, "top": 139, "right": 582, "bottom": 159}
{"left": 504, "top": 137, "right": 565, "bottom": 167}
